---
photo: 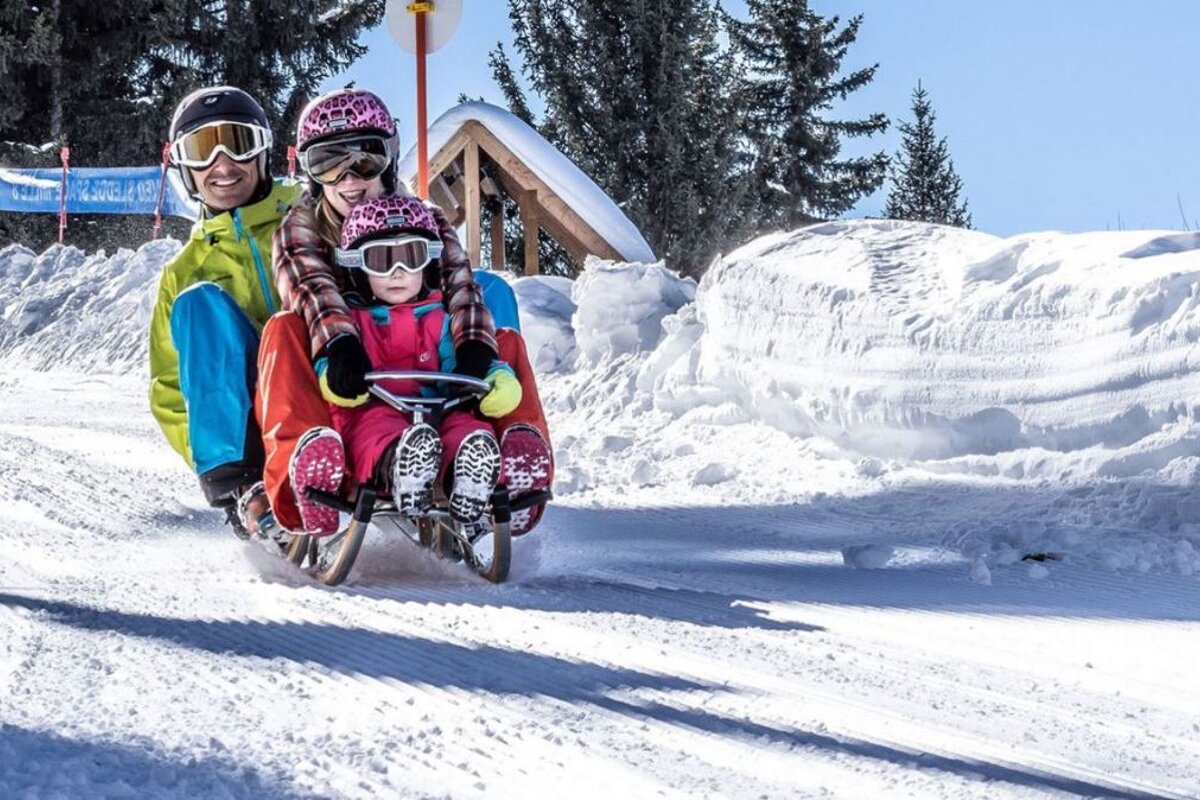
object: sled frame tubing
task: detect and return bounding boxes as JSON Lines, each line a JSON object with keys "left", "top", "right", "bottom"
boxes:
{"left": 294, "top": 370, "right": 548, "bottom": 585}
{"left": 301, "top": 483, "right": 541, "bottom": 584}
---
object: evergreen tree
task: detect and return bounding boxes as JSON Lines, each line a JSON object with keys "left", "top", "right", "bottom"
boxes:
{"left": 727, "top": 0, "right": 888, "bottom": 230}
{"left": 472, "top": 43, "right": 568, "bottom": 276}
{"left": 494, "top": 0, "right": 750, "bottom": 277}
{"left": 0, "top": 3, "right": 57, "bottom": 135}
{"left": 885, "top": 82, "right": 971, "bottom": 228}
{"left": 0, "top": 1, "right": 176, "bottom": 249}
{"left": 144, "top": 0, "right": 384, "bottom": 165}
{"left": 0, "top": 1, "right": 382, "bottom": 166}
{"left": 58, "top": 2, "right": 183, "bottom": 163}
{"left": 0, "top": 0, "right": 383, "bottom": 250}
{"left": 0, "top": 1, "right": 170, "bottom": 162}
{"left": 487, "top": 43, "right": 535, "bottom": 127}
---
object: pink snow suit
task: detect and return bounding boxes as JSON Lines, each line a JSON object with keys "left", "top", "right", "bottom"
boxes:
{"left": 330, "top": 291, "right": 492, "bottom": 484}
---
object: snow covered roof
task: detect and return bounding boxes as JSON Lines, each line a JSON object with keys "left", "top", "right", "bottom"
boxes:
{"left": 398, "top": 102, "right": 656, "bottom": 264}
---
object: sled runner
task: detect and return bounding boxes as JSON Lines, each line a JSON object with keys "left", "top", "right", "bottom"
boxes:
{"left": 283, "top": 371, "right": 551, "bottom": 586}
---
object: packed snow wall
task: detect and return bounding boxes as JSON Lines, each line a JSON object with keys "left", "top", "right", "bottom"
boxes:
{"left": 0, "top": 241, "right": 179, "bottom": 373}
{"left": 515, "top": 221, "right": 1200, "bottom": 572}
{"left": 6, "top": 222, "right": 1200, "bottom": 569}
{"left": 7, "top": 220, "right": 1200, "bottom": 466}
{"left": 661, "top": 221, "right": 1200, "bottom": 460}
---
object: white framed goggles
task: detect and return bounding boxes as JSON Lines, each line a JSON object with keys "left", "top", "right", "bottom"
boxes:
{"left": 335, "top": 236, "right": 444, "bottom": 277}
{"left": 170, "top": 121, "right": 272, "bottom": 169}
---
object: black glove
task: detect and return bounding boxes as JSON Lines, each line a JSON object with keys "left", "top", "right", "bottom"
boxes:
{"left": 455, "top": 339, "right": 496, "bottom": 379}
{"left": 322, "top": 334, "right": 372, "bottom": 400}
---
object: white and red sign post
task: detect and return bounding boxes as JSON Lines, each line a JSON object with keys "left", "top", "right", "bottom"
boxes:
{"left": 385, "top": 0, "right": 462, "bottom": 200}
{"left": 58, "top": 144, "right": 70, "bottom": 244}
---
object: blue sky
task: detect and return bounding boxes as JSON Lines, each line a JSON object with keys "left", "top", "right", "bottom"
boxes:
{"left": 324, "top": 1, "right": 1200, "bottom": 237}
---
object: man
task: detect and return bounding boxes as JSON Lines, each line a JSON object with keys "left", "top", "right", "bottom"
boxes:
{"left": 148, "top": 86, "right": 300, "bottom": 537}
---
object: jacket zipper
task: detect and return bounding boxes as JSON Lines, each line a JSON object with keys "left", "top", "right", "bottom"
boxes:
{"left": 232, "top": 208, "right": 277, "bottom": 315}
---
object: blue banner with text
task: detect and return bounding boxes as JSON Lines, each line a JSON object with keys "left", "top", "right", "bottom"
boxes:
{"left": 0, "top": 167, "right": 197, "bottom": 218}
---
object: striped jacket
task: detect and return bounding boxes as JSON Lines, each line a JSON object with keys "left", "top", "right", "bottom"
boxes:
{"left": 272, "top": 191, "right": 497, "bottom": 359}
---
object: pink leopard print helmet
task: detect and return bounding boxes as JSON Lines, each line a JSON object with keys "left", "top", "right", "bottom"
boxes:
{"left": 296, "top": 88, "right": 397, "bottom": 152}
{"left": 340, "top": 195, "right": 439, "bottom": 249}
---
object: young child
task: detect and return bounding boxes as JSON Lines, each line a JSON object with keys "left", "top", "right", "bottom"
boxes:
{"left": 295, "top": 195, "right": 522, "bottom": 531}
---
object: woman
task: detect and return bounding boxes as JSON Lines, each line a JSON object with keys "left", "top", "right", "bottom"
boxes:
{"left": 255, "top": 88, "right": 552, "bottom": 537}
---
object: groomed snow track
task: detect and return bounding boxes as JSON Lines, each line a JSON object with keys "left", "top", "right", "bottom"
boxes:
{"left": 2, "top": 373, "right": 1199, "bottom": 799}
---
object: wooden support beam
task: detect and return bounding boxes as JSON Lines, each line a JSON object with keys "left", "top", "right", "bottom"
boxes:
{"left": 424, "top": 128, "right": 471, "bottom": 188}
{"left": 429, "top": 174, "right": 459, "bottom": 220}
{"left": 464, "top": 140, "right": 481, "bottom": 268}
{"left": 464, "top": 121, "right": 624, "bottom": 265}
{"left": 490, "top": 201, "right": 505, "bottom": 270}
{"left": 437, "top": 163, "right": 467, "bottom": 228}
{"left": 418, "top": 119, "right": 641, "bottom": 275}
{"left": 520, "top": 188, "right": 539, "bottom": 276}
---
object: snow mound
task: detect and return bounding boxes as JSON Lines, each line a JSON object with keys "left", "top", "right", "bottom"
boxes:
{"left": 571, "top": 256, "right": 696, "bottom": 365}
{"left": 509, "top": 274, "right": 577, "bottom": 373}
{"left": 7, "top": 219, "right": 1200, "bottom": 577}
{"left": 0, "top": 240, "right": 178, "bottom": 373}
{"left": 526, "top": 219, "right": 1200, "bottom": 576}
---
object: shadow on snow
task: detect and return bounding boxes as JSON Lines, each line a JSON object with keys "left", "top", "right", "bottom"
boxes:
{"left": 1, "top": 592, "right": 1167, "bottom": 799}
{"left": 510, "top": 485, "right": 1200, "bottom": 622}
{"left": 0, "top": 723, "right": 303, "bottom": 800}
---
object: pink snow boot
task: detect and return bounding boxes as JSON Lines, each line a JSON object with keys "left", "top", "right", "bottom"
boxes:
{"left": 499, "top": 424, "right": 553, "bottom": 535}
{"left": 288, "top": 427, "right": 346, "bottom": 537}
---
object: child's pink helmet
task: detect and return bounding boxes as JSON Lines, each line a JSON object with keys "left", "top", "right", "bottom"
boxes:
{"left": 296, "top": 88, "right": 397, "bottom": 151}
{"left": 340, "top": 195, "right": 439, "bottom": 249}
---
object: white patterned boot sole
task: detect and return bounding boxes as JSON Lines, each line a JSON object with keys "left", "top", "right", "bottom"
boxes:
{"left": 391, "top": 423, "right": 442, "bottom": 515}
{"left": 449, "top": 431, "right": 502, "bottom": 524}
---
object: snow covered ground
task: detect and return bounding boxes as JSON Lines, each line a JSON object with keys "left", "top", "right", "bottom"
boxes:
{"left": 2, "top": 221, "right": 1200, "bottom": 798}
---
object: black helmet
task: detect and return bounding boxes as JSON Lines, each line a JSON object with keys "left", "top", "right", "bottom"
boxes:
{"left": 170, "top": 86, "right": 273, "bottom": 201}
{"left": 170, "top": 86, "right": 269, "bottom": 139}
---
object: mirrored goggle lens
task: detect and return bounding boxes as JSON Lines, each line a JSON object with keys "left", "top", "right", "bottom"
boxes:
{"left": 311, "top": 153, "right": 390, "bottom": 185}
{"left": 336, "top": 238, "right": 444, "bottom": 276}
{"left": 303, "top": 138, "right": 391, "bottom": 184}
{"left": 173, "top": 123, "right": 269, "bottom": 167}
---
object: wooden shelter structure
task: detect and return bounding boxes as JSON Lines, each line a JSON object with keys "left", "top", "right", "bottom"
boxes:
{"left": 402, "top": 109, "right": 651, "bottom": 275}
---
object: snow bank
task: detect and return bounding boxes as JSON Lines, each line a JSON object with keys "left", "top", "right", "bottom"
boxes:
{"left": 525, "top": 220, "right": 1200, "bottom": 462}
{"left": 516, "top": 220, "right": 1200, "bottom": 576}
{"left": 0, "top": 240, "right": 177, "bottom": 373}
{"left": 7, "top": 218, "right": 1200, "bottom": 577}
{"left": 681, "top": 220, "right": 1200, "bottom": 459}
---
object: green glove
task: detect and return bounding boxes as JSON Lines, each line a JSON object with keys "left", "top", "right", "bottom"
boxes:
{"left": 480, "top": 366, "right": 522, "bottom": 418}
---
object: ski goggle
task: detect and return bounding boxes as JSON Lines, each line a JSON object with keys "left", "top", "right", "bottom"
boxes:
{"left": 170, "top": 121, "right": 272, "bottom": 169}
{"left": 299, "top": 136, "right": 393, "bottom": 185}
{"left": 335, "top": 236, "right": 444, "bottom": 277}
